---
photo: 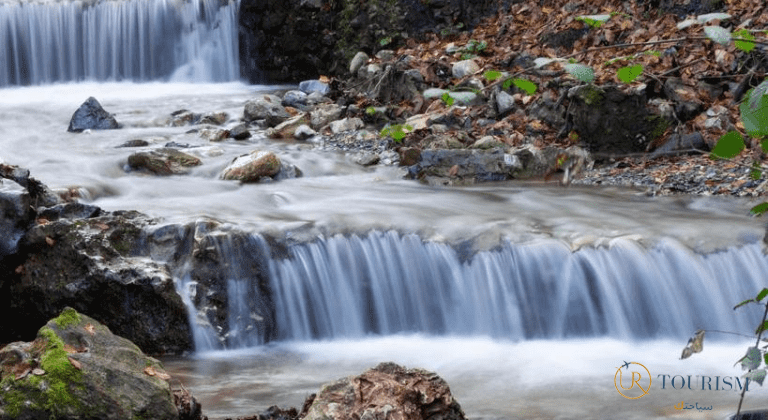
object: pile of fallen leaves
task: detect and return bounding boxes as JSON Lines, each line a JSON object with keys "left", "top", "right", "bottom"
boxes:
{"left": 351, "top": 0, "right": 768, "bottom": 194}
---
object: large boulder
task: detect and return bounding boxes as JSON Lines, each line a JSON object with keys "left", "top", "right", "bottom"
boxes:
{"left": 238, "top": 0, "right": 511, "bottom": 82}
{"left": 0, "top": 308, "right": 201, "bottom": 420}
{"left": 2, "top": 211, "right": 192, "bottom": 354}
{"left": 302, "top": 362, "right": 466, "bottom": 420}
{"left": 67, "top": 97, "right": 120, "bottom": 133}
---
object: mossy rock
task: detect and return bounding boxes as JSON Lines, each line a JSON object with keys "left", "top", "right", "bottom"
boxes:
{"left": 0, "top": 308, "right": 180, "bottom": 420}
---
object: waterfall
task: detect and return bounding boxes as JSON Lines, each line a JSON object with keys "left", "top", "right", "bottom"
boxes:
{"left": 178, "top": 230, "right": 768, "bottom": 350}
{"left": 0, "top": 0, "right": 239, "bottom": 85}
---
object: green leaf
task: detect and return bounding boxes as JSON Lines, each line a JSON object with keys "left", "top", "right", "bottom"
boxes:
{"left": 483, "top": 70, "right": 503, "bottom": 82}
{"left": 751, "top": 162, "right": 762, "bottom": 180}
{"left": 710, "top": 131, "right": 744, "bottom": 159}
{"left": 751, "top": 203, "right": 768, "bottom": 217}
{"left": 617, "top": 64, "right": 643, "bottom": 83}
{"left": 704, "top": 26, "right": 732, "bottom": 45}
{"left": 745, "top": 369, "right": 767, "bottom": 386}
{"left": 576, "top": 14, "right": 611, "bottom": 28}
{"left": 502, "top": 79, "right": 513, "bottom": 90}
{"left": 741, "top": 82, "right": 768, "bottom": 138}
{"left": 740, "top": 347, "right": 762, "bottom": 370}
{"left": 757, "top": 320, "right": 768, "bottom": 335}
{"left": 757, "top": 288, "right": 768, "bottom": 302}
{"left": 379, "top": 37, "right": 392, "bottom": 47}
{"left": 441, "top": 92, "right": 455, "bottom": 107}
{"left": 734, "top": 29, "right": 756, "bottom": 53}
{"left": 735, "top": 298, "right": 756, "bottom": 310}
{"left": 761, "top": 139, "right": 768, "bottom": 154}
{"left": 764, "top": 352, "right": 768, "bottom": 366}
{"left": 564, "top": 63, "right": 595, "bottom": 84}
{"left": 512, "top": 78, "right": 537, "bottom": 95}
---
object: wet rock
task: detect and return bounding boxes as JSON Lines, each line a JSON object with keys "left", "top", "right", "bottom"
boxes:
{"left": 310, "top": 104, "right": 343, "bottom": 130}
{"left": 0, "top": 308, "right": 194, "bottom": 420}
{"left": 0, "top": 164, "right": 60, "bottom": 209}
{"left": 220, "top": 151, "right": 281, "bottom": 182}
{"left": 0, "top": 179, "right": 31, "bottom": 258}
{"left": 273, "top": 162, "right": 303, "bottom": 181}
{"left": 350, "top": 51, "right": 369, "bottom": 73}
{"left": 294, "top": 124, "right": 316, "bottom": 140}
{"left": 451, "top": 59, "right": 480, "bottom": 79}
{"left": 302, "top": 362, "right": 466, "bottom": 420}
{"left": 37, "top": 202, "right": 101, "bottom": 221}
{"left": 298, "top": 80, "right": 330, "bottom": 96}
{"left": 282, "top": 90, "right": 308, "bottom": 108}
{"left": 67, "top": 97, "right": 120, "bottom": 133}
{"left": 330, "top": 117, "right": 364, "bottom": 134}
{"left": 267, "top": 114, "right": 310, "bottom": 139}
{"left": 244, "top": 94, "right": 291, "bottom": 127}
{"left": 182, "top": 224, "right": 275, "bottom": 346}
{"left": 6, "top": 212, "right": 192, "bottom": 353}
{"left": 199, "top": 127, "right": 230, "bottom": 142}
{"left": 127, "top": 148, "right": 202, "bottom": 175}
{"left": 409, "top": 149, "right": 520, "bottom": 183}
{"left": 229, "top": 124, "right": 252, "bottom": 140}
{"left": 198, "top": 111, "right": 229, "bottom": 126}
{"left": 650, "top": 132, "right": 707, "bottom": 157}
{"left": 168, "top": 110, "right": 201, "bottom": 127}
{"left": 355, "top": 152, "right": 380, "bottom": 166}
{"left": 118, "top": 139, "right": 150, "bottom": 148}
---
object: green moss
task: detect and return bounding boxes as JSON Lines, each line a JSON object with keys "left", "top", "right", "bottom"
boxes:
{"left": 0, "top": 378, "right": 34, "bottom": 417}
{"left": 646, "top": 115, "right": 671, "bottom": 139}
{"left": 579, "top": 85, "right": 604, "bottom": 106}
{"left": 37, "top": 327, "right": 84, "bottom": 416}
{"left": 53, "top": 307, "right": 81, "bottom": 329}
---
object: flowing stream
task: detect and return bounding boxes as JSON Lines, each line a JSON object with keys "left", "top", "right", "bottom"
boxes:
{"left": 2, "top": 0, "right": 768, "bottom": 418}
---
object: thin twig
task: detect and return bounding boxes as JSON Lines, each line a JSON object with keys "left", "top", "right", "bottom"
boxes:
{"left": 736, "top": 302, "right": 768, "bottom": 416}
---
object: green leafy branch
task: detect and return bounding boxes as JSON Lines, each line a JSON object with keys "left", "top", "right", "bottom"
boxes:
{"left": 681, "top": 289, "right": 768, "bottom": 417}
{"left": 380, "top": 124, "right": 413, "bottom": 143}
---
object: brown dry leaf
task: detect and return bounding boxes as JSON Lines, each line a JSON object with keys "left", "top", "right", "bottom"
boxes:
{"left": 95, "top": 222, "right": 110, "bottom": 230}
{"left": 68, "top": 357, "right": 81, "bottom": 370}
{"left": 15, "top": 368, "right": 31, "bottom": 380}
{"left": 84, "top": 323, "right": 96, "bottom": 335}
{"left": 448, "top": 165, "right": 459, "bottom": 177}
{"left": 36, "top": 218, "right": 49, "bottom": 225}
{"left": 318, "top": 75, "right": 330, "bottom": 83}
{"left": 45, "top": 237, "right": 55, "bottom": 247}
{"left": 64, "top": 344, "right": 78, "bottom": 354}
{"left": 15, "top": 265, "right": 24, "bottom": 274}
{"left": 143, "top": 366, "right": 171, "bottom": 380}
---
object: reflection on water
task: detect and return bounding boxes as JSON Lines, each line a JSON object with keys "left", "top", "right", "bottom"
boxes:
{"left": 162, "top": 336, "right": 768, "bottom": 419}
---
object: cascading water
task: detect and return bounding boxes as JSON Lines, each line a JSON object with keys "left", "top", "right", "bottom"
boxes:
{"left": 180, "top": 230, "right": 768, "bottom": 349}
{"left": 0, "top": 0, "right": 239, "bottom": 85}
